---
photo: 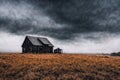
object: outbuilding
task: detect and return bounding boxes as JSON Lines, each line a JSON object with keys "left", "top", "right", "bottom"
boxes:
{"left": 54, "top": 48, "right": 63, "bottom": 53}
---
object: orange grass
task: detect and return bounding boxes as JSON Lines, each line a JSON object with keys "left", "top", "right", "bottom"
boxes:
{"left": 0, "top": 53, "right": 120, "bottom": 80}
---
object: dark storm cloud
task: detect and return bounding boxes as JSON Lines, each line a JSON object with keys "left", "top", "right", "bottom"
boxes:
{"left": 0, "top": 0, "right": 120, "bottom": 40}
{"left": 36, "top": 0, "right": 120, "bottom": 32}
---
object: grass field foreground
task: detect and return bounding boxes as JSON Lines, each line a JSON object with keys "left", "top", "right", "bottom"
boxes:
{"left": 0, "top": 53, "right": 120, "bottom": 80}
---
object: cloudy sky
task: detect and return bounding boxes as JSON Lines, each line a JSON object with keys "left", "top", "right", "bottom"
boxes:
{"left": 0, "top": 0, "right": 120, "bottom": 53}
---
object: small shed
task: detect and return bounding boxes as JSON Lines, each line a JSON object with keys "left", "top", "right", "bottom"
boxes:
{"left": 54, "top": 48, "right": 63, "bottom": 53}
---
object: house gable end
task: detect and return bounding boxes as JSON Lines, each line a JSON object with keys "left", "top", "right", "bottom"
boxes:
{"left": 22, "top": 37, "right": 33, "bottom": 47}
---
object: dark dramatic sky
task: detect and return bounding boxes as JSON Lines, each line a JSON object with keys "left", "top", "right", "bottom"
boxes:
{"left": 0, "top": 0, "right": 120, "bottom": 53}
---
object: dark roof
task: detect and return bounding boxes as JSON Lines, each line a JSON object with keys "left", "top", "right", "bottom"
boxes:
{"left": 38, "top": 38, "right": 53, "bottom": 46}
{"left": 27, "top": 36, "right": 54, "bottom": 47}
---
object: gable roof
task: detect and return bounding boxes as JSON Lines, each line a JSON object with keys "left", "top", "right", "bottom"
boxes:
{"left": 38, "top": 38, "right": 53, "bottom": 46}
{"left": 27, "top": 36, "right": 42, "bottom": 46}
{"left": 26, "top": 36, "right": 54, "bottom": 47}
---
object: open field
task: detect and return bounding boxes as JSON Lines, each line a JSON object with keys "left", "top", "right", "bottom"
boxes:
{"left": 0, "top": 53, "right": 120, "bottom": 80}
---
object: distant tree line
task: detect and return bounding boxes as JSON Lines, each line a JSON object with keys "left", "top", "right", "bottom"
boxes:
{"left": 111, "top": 52, "right": 120, "bottom": 56}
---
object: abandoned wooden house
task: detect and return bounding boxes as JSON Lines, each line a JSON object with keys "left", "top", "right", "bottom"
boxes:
{"left": 22, "top": 36, "right": 54, "bottom": 53}
{"left": 54, "top": 48, "right": 63, "bottom": 53}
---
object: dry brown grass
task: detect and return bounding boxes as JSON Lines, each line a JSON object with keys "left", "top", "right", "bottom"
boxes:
{"left": 0, "top": 53, "right": 120, "bottom": 80}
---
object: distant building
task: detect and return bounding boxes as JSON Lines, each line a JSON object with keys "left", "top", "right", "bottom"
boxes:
{"left": 54, "top": 48, "right": 63, "bottom": 53}
{"left": 22, "top": 36, "right": 54, "bottom": 53}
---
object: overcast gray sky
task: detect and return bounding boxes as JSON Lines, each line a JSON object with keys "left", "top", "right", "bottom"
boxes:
{"left": 0, "top": 0, "right": 120, "bottom": 53}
